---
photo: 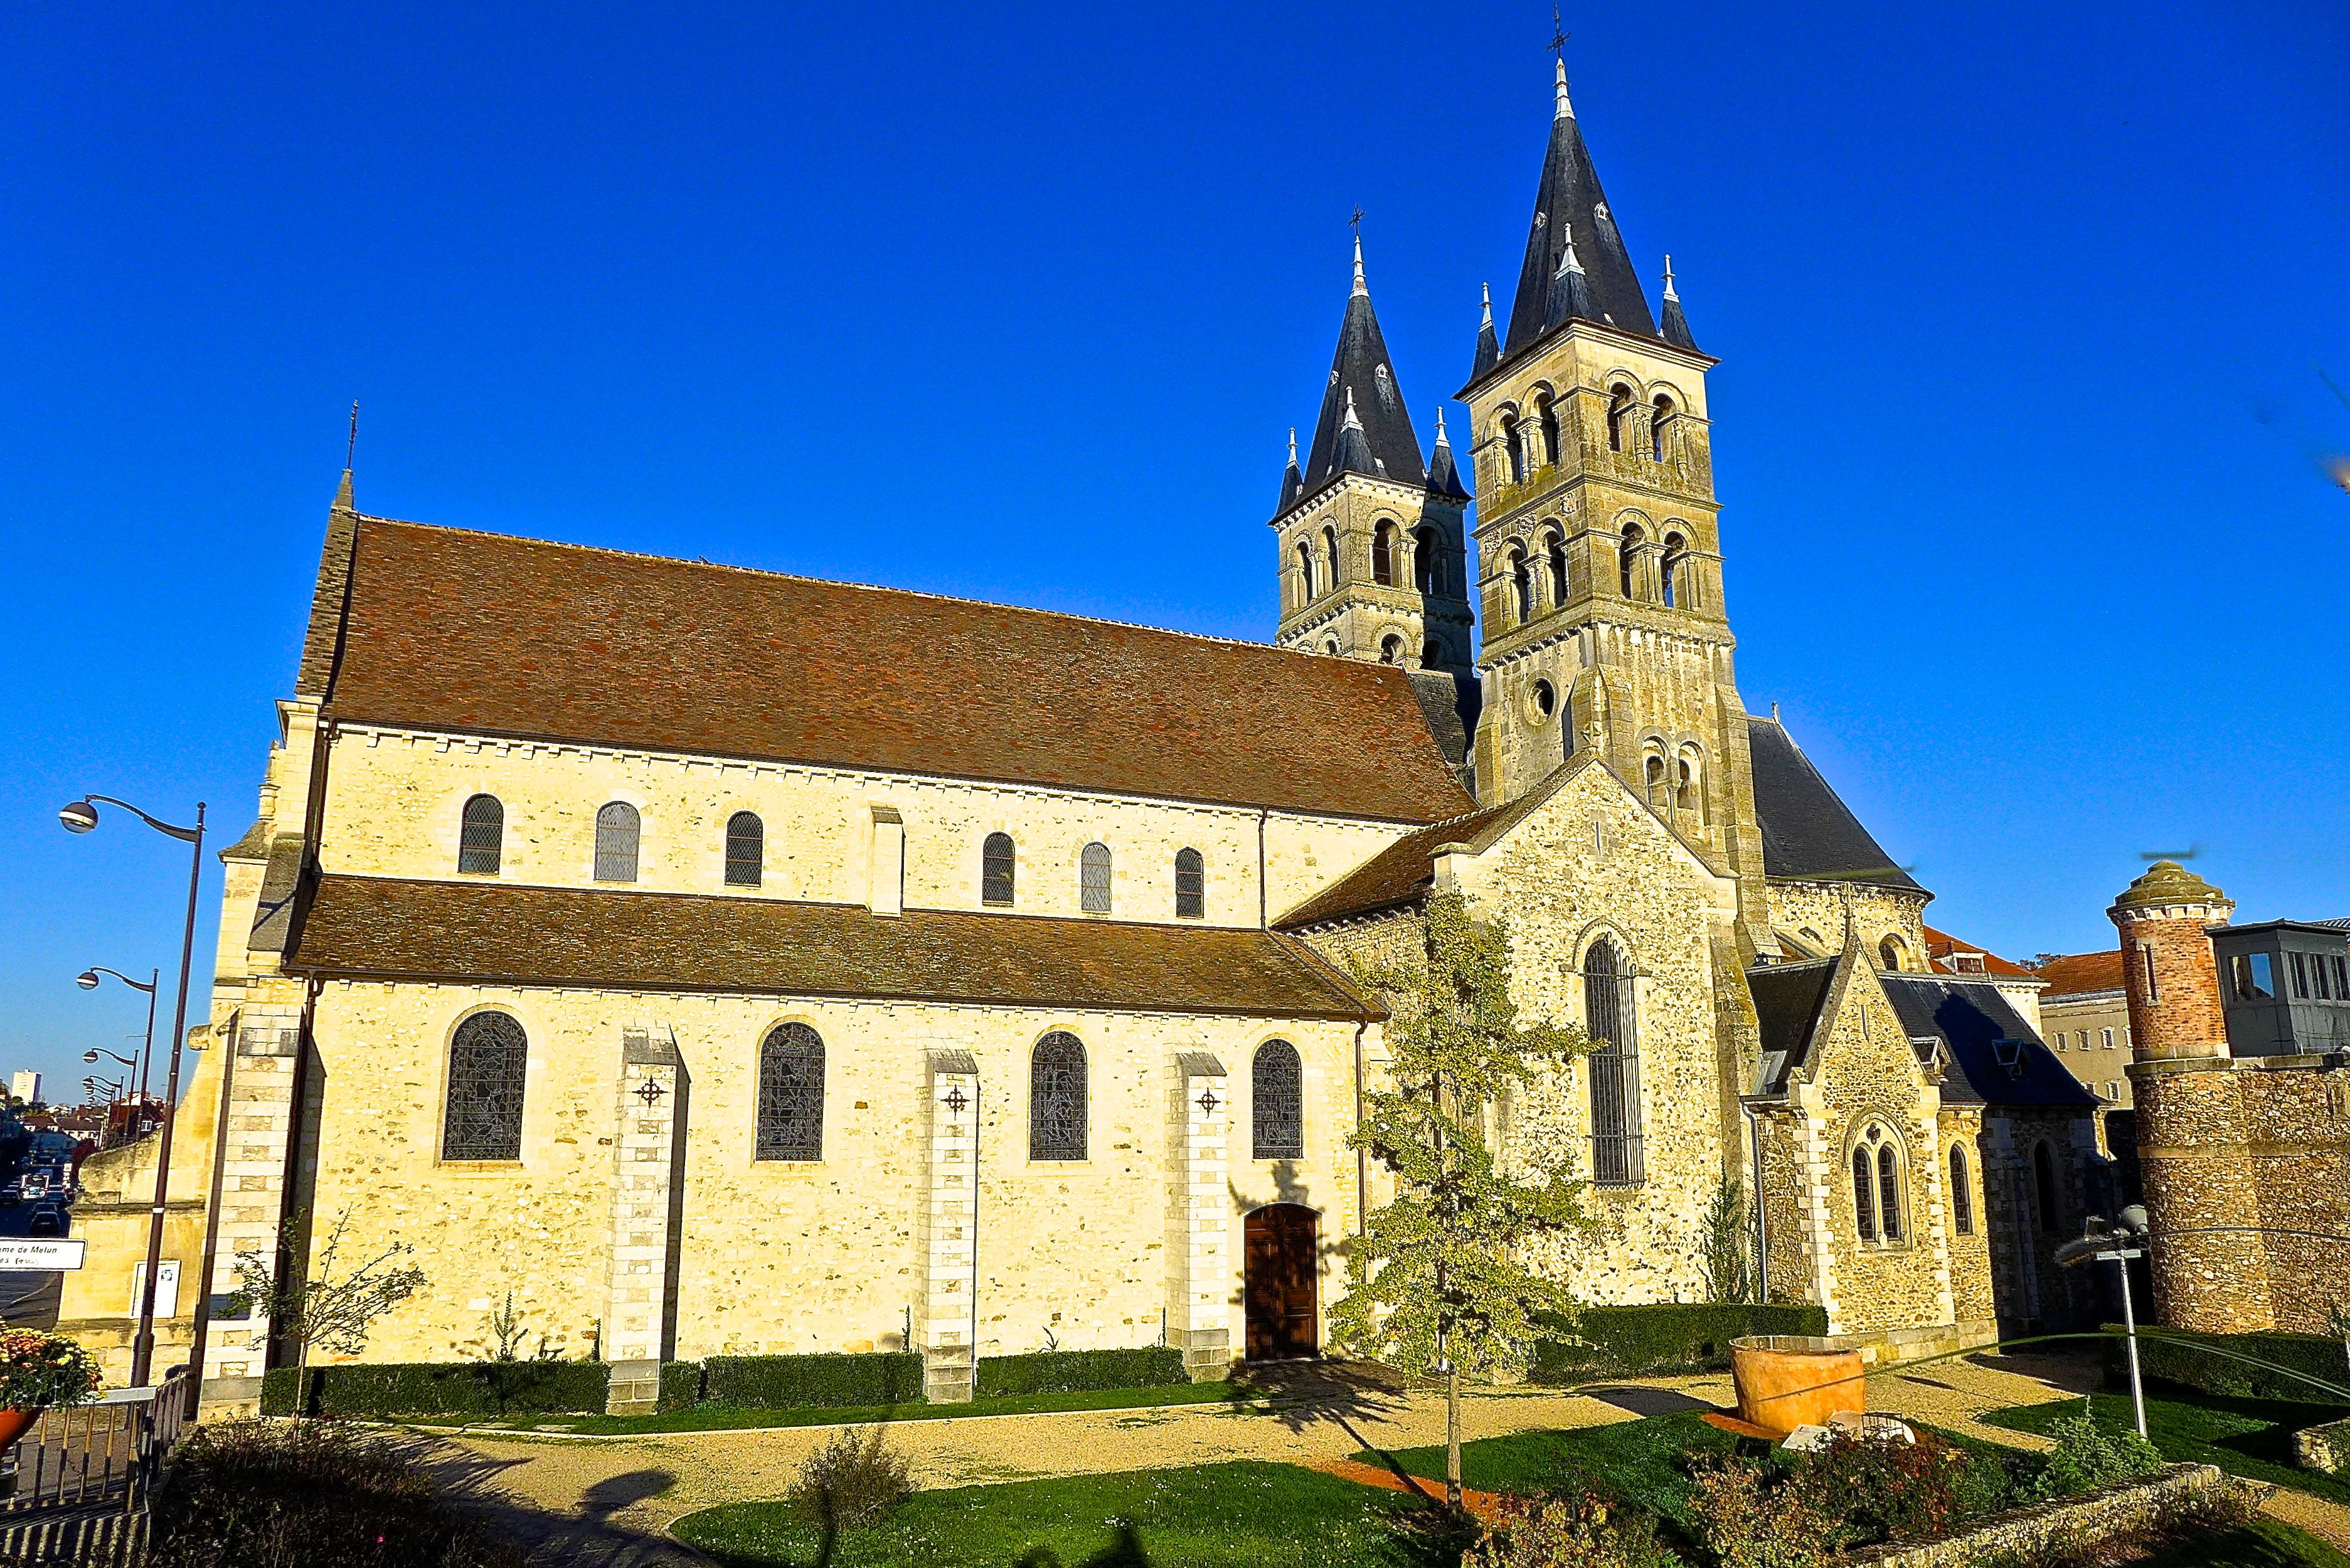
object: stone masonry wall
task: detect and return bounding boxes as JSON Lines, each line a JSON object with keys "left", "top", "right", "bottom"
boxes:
{"left": 1768, "top": 881, "right": 1930, "bottom": 971}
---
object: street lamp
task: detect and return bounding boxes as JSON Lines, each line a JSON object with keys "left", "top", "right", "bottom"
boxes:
{"left": 77, "top": 968, "right": 159, "bottom": 1111}
{"left": 58, "top": 793, "right": 206, "bottom": 1390}
{"left": 83, "top": 1050, "right": 136, "bottom": 1067}
{"left": 2056, "top": 1204, "right": 2151, "bottom": 1438}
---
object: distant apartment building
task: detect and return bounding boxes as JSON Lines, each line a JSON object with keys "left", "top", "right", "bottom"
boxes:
{"left": 9, "top": 1071, "right": 41, "bottom": 1106}
{"left": 2031, "top": 950, "right": 2134, "bottom": 1110}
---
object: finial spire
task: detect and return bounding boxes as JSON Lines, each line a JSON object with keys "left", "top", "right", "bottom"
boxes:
{"left": 1560, "top": 231, "right": 1583, "bottom": 275}
{"left": 1352, "top": 232, "right": 1367, "bottom": 297}
{"left": 1288, "top": 427, "right": 1298, "bottom": 464}
{"left": 1342, "top": 386, "right": 1362, "bottom": 430}
{"left": 1555, "top": 56, "right": 1574, "bottom": 120}
{"left": 1434, "top": 406, "right": 1450, "bottom": 446}
{"left": 1480, "top": 282, "right": 1493, "bottom": 327}
{"left": 1662, "top": 255, "right": 1678, "bottom": 301}
{"left": 1658, "top": 254, "right": 1699, "bottom": 349}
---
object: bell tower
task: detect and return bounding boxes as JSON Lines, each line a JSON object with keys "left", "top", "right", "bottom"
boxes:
{"left": 1458, "top": 60, "right": 1771, "bottom": 945}
{"left": 1272, "top": 237, "right": 1475, "bottom": 679}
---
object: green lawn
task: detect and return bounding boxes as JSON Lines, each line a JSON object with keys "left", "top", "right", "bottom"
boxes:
{"left": 2137, "top": 1520, "right": 2350, "bottom": 1568}
{"left": 669, "top": 1459, "right": 1454, "bottom": 1568}
{"left": 1983, "top": 1392, "right": 2350, "bottom": 1507}
{"left": 1370, "top": 1409, "right": 1742, "bottom": 1523}
{"left": 401, "top": 1380, "right": 1258, "bottom": 1436}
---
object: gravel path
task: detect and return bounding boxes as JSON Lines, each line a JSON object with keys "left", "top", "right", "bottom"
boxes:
{"left": 417, "top": 1352, "right": 2099, "bottom": 1551}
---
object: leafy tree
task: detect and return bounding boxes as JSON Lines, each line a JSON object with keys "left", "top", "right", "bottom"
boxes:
{"left": 1327, "top": 892, "right": 1591, "bottom": 1511}
{"left": 1699, "top": 1176, "right": 1754, "bottom": 1304}
{"left": 226, "top": 1207, "right": 426, "bottom": 1417}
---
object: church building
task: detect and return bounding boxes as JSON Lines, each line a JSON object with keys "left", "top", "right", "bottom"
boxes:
{"left": 60, "top": 56, "right": 2102, "bottom": 1410}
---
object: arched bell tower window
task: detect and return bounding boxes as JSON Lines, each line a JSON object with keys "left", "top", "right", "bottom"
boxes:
{"left": 1322, "top": 526, "right": 1342, "bottom": 590}
{"left": 1606, "top": 384, "right": 1635, "bottom": 453}
{"left": 1661, "top": 532, "right": 1687, "bottom": 609}
{"left": 1508, "top": 547, "right": 1533, "bottom": 625}
{"left": 1536, "top": 394, "right": 1561, "bottom": 468}
{"left": 1294, "top": 539, "right": 1316, "bottom": 602}
{"left": 1642, "top": 743, "right": 1667, "bottom": 807}
{"left": 1422, "top": 636, "right": 1445, "bottom": 669}
{"left": 1674, "top": 746, "right": 1704, "bottom": 824}
{"left": 1371, "top": 522, "right": 1396, "bottom": 586}
{"left": 1543, "top": 528, "right": 1568, "bottom": 607}
{"left": 1379, "top": 633, "right": 1403, "bottom": 665}
{"left": 1500, "top": 413, "right": 1526, "bottom": 484}
{"left": 1619, "top": 524, "right": 1645, "bottom": 599}
{"left": 1651, "top": 395, "right": 1674, "bottom": 462}
{"left": 1582, "top": 938, "right": 1644, "bottom": 1185}
{"left": 1413, "top": 527, "right": 1440, "bottom": 595}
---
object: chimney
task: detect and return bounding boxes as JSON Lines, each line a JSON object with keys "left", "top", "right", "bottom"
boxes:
{"left": 867, "top": 807, "right": 904, "bottom": 918}
{"left": 2107, "top": 861, "right": 2234, "bottom": 1064}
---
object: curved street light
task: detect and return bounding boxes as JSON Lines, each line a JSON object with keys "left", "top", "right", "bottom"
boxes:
{"left": 58, "top": 793, "right": 205, "bottom": 1390}
{"left": 76, "top": 968, "right": 159, "bottom": 1115}
{"left": 83, "top": 1049, "right": 136, "bottom": 1067}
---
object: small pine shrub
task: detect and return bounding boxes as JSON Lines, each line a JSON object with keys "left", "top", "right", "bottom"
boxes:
{"left": 2019, "top": 1411, "right": 2164, "bottom": 1504}
{"left": 152, "top": 1419, "right": 523, "bottom": 1568}
{"left": 787, "top": 1426, "right": 912, "bottom": 1534}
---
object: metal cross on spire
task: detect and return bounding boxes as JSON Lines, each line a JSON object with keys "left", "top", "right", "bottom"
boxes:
{"left": 345, "top": 400, "right": 359, "bottom": 470}
{"left": 1551, "top": 1, "right": 1568, "bottom": 61}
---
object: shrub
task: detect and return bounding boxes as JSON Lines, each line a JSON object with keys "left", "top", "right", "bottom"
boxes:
{"left": 2104, "top": 1325, "right": 2350, "bottom": 1404}
{"left": 1529, "top": 1305, "right": 1830, "bottom": 1383}
{"left": 2018, "top": 1411, "right": 2164, "bottom": 1504}
{"left": 1792, "top": 1429, "right": 1970, "bottom": 1545}
{"left": 1684, "top": 1451, "right": 1842, "bottom": 1568}
{"left": 659, "top": 1360, "right": 704, "bottom": 1412}
{"left": 701, "top": 1352, "right": 923, "bottom": 1410}
{"left": 974, "top": 1347, "right": 1189, "bottom": 1397}
{"left": 1464, "top": 1484, "right": 1683, "bottom": 1568}
{"left": 787, "top": 1426, "right": 912, "bottom": 1534}
{"left": 0, "top": 1327, "right": 102, "bottom": 1411}
{"left": 152, "top": 1419, "right": 523, "bottom": 1568}
{"left": 258, "top": 1360, "right": 608, "bottom": 1418}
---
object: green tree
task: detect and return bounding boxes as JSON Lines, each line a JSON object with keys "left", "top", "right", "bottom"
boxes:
{"left": 1699, "top": 1176, "right": 1754, "bottom": 1304}
{"left": 227, "top": 1206, "right": 426, "bottom": 1417}
{"left": 1327, "top": 892, "right": 1592, "bottom": 1511}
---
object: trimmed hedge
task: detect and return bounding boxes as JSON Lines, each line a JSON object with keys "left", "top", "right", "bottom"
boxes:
{"left": 659, "top": 1360, "right": 705, "bottom": 1413}
{"left": 2101, "top": 1325, "right": 2350, "bottom": 1404}
{"left": 260, "top": 1359, "right": 609, "bottom": 1417}
{"left": 701, "top": 1352, "right": 923, "bottom": 1410}
{"left": 1529, "top": 1303, "right": 1831, "bottom": 1383}
{"left": 975, "top": 1347, "right": 1190, "bottom": 1397}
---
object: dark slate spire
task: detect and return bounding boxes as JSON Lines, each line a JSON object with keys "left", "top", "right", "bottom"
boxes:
{"left": 1470, "top": 282, "right": 1500, "bottom": 382}
{"left": 1331, "top": 388, "right": 1378, "bottom": 477}
{"left": 1427, "top": 407, "right": 1470, "bottom": 499}
{"left": 1545, "top": 230, "right": 1595, "bottom": 331}
{"left": 1277, "top": 428, "right": 1303, "bottom": 512}
{"left": 1504, "top": 59, "right": 1656, "bottom": 356}
{"left": 1659, "top": 255, "right": 1698, "bottom": 351}
{"left": 1303, "top": 235, "right": 1427, "bottom": 489}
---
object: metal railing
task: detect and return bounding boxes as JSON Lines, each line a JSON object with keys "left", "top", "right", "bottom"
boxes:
{"left": 0, "top": 1364, "right": 191, "bottom": 1518}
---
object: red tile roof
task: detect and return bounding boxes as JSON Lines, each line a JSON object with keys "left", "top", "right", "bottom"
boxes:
{"left": 2031, "top": 949, "right": 2126, "bottom": 998}
{"left": 1922, "top": 924, "right": 2038, "bottom": 980}
{"left": 321, "top": 519, "right": 1474, "bottom": 824}
{"left": 285, "top": 874, "right": 1381, "bottom": 1021}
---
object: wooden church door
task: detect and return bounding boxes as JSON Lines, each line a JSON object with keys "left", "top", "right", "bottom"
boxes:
{"left": 1243, "top": 1204, "right": 1319, "bottom": 1360}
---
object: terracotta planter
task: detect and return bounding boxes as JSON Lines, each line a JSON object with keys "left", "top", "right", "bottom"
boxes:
{"left": 1727, "top": 1335, "right": 1864, "bottom": 1437}
{"left": 0, "top": 1409, "right": 38, "bottom": 1450}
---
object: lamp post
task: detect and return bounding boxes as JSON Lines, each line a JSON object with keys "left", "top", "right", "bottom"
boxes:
{"left": 77, "top": 968, "right": 159, "bottom": 1115}
{"left": 60, "top": 794, "right": 205, "bottom": 1389}
{"left": 2056, "top": 1204, "right": 2151, "bottom": 1437}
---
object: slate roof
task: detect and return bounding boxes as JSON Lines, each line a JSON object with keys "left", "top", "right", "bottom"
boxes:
{"left": 1498, "top": 63, "right": 1657, "bottom": 364}
{"left": 1881, "top": 975, "right": 2099, "bottom": 1109}
{"left": 1746, "top": 717, "right": 1923, "bottom": 891}
{"left": 312, "top": 518, "right": 1474, "bottom": 824}
{"left": 2033, "top": 950, "right": 2125, "bottom": 998}
{"left": 1405, "top": 670, "right": 1481, "bottom": 773}
{"left": 1297, "top": 252, "right": 1427, "bottom": 497}
{"left": 285, "top": 874, "right": 1383, "bottom": 1021}
{"left": 1747, "top": 958, "right": 1837, "bottom": 1071}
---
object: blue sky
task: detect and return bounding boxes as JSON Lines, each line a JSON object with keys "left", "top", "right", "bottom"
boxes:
{"left": 3, "top": 1, "right": 2345, "bottom": 1099}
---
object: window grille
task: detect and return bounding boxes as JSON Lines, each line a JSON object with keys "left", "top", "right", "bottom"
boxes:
{"left": 1583, "top": 940, "right": 1644, "bottom": 1185}
{"left": 594, "top": 802, "right": 641, "bottom": 882}
{"left": 1174, "top": 848, "right": 1205, "bottom": 919}
{"left": 1080, "top": 842, "right": 1112, "bottom": 914}
{"left": 1029, "top": 1032, "right": 1087, "bottom": 1160}
{"left": 1876, "top": 1142, "right": 1903, "bottom": 1241}
{"left": 444, "top": 1012, "right": 527, "bottom": 1161}
{"left": 458, "top": 794, "right": 503, "bottom": 875}
{"left": 1252, "top": 1040, "right": 1303, "bottom": 1159}
{"left": 982, "top": 833, "right": 1016, "bottom": 906}
{"left": 755, "top": 1022, "right": 824, "bottom": 1160}
{"left": 725, "top": 812, "right": 763, "bottom": 887}
{"left": 1949, "top": 1146, "right": 1974, "bottom": 1235}
{"left": 1851, "top": 1145, "right": 1877, "bottom": 1241}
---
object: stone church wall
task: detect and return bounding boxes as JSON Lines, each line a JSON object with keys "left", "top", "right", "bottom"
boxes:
{"left": 1769, "top": 881, "right": 1930, "bottom": 968}
{"left": 289, "top": 982, "right": 1365, "bottom": 1367}
{"left": 321, "top": 724, "right": 1413, "bottom": 930}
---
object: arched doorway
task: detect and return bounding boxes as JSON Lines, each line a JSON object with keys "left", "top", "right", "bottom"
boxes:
{"left": 1243, "top": 1204, "right": 1319, "bottom": 1360}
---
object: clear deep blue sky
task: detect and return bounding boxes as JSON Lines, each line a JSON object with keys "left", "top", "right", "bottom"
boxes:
{"left": 3, "top": 2, "right": 2345, "bottom": 1099}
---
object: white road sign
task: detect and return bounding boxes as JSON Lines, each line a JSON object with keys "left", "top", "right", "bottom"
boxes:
{"left": 0, "top": 1240, "right": 84, "bottom": 1271}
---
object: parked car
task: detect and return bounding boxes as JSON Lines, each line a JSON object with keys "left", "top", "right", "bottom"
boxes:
{"left": 18, "top": 1172, "right": 47, "bottom": 1203}
{"left": 26, "top": 1207, "right": 65, "bottom": 1238}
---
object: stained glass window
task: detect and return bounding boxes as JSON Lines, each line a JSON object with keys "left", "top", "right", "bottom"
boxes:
{"left": 1583, "top": 940, "right": 1644, "bottom": 1185}
{"left": 756, "top": 1022, "right": 824, "bottom": 1160}
{"left": 1949, "top": 1145, "right": 1973, "bottom": 1235}
{"left": 1252, "top": 1039, "right": 1302, "bottom": 1159}
{"left": 1174, "top": 848, "right": 1204, "bottom": 920}
{"left": 458, "top": 794, "right": 503, "bottom": 875}
{"left": 1852, "top": 1146, "right": 1876, "bottom": 1241}
{"left": 595, "top": 802, "right": 641, "bottom": 882}
{"left": 982, "top": 833, "right": 1016, "bottom": 906}
{"left": 1030, "top": 1032, "right": 1087, "bottom": 1160}
{"left": 444, "top": 1012, "right": 527, "bottom": 1161}
{"left": 1877, "top": 1141, "right": 1903, "bottom": 1241}
{"left": 1080, "top": 842, "right": 1112, "bottom": 914}
{"left": 726, "top": 811, "right": 763, "bottom": 887}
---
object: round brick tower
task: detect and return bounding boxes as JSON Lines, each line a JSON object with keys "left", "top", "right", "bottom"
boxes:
{"left": 2108, "top": 861, "right": 2234, "bottom": 1064}
{"left": 2107, "top": 861, "right": 2270, "bottom": 1330}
